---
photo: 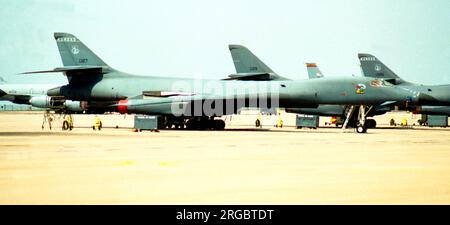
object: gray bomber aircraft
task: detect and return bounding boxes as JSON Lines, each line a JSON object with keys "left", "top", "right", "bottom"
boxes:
{"left": 228, "top": 45, "right": 450, "bottom": 129}
{"left": 287, "top": 63, "right": 389, "bottom": 128}
{"left": 287, "top": 54, "right": 450, "bottom": 126}
{"left": 22, "top": 33, "right": 423, "bottom": 132}
{"left": 228, "top": 45, "right": 390, "bottom": 129}
{"left": 303, "top": 63, "right": 391, "bottom": 127}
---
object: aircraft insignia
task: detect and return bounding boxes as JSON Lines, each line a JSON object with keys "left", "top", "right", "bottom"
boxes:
{"left": 370, "top": 79, "right": 383, "bottom": 87}
{"left": 356, "top": 84, "right": 366, "bottom": 94}
{"left": 71, "top": 46, "right": 80, "bottom": 55}
{"left": 374, "top": 64, "right": 382, "bottom": 72}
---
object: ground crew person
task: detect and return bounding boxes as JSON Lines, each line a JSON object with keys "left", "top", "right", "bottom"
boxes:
{"left": 277, "top": 118, "right": 283, "bottom": 128}
{"left": 93, "top": 116, "right": 102, "bottom": 130}
{"left": 67, "top": 115, "right": 73, "bottom": 130}
{"left": 255, "top": 113, "right": 262, "bottom": 128}
{"left": 276, "top": 110, "right": 283, "bottom": 128}
{"left": 390, "top": 118, "right": 396, "bottom": 126}
{"left": 401, "top": 118, "right": 408, "bottom": 126}
{"left": 42, "top": 110, "right": 54, "bottom": 130}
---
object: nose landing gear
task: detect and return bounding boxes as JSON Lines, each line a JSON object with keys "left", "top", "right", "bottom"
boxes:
{"left": 356, "top": 123, "right": 367, "bottom": 133}
{"left": 342, "top": 105, "right": 374, "bottom": 133}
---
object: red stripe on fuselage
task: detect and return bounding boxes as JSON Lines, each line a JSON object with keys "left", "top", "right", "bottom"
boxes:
{"left": 118, "top": 100, "right": 128, "bottom": 114}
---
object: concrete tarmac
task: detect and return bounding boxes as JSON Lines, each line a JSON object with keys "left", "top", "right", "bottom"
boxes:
{"left": 1, "top": 112, "right": 450, "bottom": 204}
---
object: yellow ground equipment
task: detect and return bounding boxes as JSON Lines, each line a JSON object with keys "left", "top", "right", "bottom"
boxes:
{"left": 276, "top": 118, "right": 283, "bottom": 128}
{"left": 93, "top": 116, "right": 102, "bottom": 130}
{"left": 401, "top": 118, "right": 408, "bottom": 126}
{"left": 62, "top": 115, "right": 73, "bottom": 131}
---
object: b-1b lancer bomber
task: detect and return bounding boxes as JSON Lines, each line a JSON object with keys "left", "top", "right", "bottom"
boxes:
{"left": 285, "top": 54, "right": 450, "bottom": 128}
{"left": 23, "top": 33, "right": 424, "bottom": 132}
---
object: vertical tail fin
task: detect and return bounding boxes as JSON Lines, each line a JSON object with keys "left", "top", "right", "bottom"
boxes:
{"left": 305, "top": 63, "right": 324, "bottom": 79}
{"left": 358, "top": 53, "right": 400, "bottom": 80}
{"left": 228, "top": 45, "right": 274, "bottom": 74}
{"left": 0, "top": 77, "right": 6, "bottom": 97}
{"left": 54, "top": 32, "right": 109, "bottom": 67}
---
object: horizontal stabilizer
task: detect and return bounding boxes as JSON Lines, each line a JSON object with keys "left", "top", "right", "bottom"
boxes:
{"left": 21, "top": 66, "right": 112, "bottom": 85}
{"left": 223, "top": 73, "right": 273, "bottom": 81}
{"left": 20, "top": 66, "right": 107, "bottom": 75}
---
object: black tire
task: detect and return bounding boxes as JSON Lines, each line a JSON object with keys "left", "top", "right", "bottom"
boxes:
{"left": 366, "top": 119, "right": 377, "bottom": 129}
{"left": 62, "top": 121, "right": 69, "bottom": 131}
{"left": 215, "top": 120, "right": 225, "bottom": 130}
{"left": 185, "top": 119, "right": 196, "bottom": 130}
{"left": 356, "top": 125, "right": 367, "bottom": 133}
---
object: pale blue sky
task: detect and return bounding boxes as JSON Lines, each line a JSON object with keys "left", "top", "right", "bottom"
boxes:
{"left": 0, "top": 0, "right": 449, "bottom": 85}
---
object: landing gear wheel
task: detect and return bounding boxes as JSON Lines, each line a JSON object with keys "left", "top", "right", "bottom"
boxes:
{"left": 185, "top": 119, "right": 197, "bottom": 130}
{"left": 356, "top": 125, "right": 367, "bottom": 133}
{"left": 214, "top": 120, "right": 225, "bottom": 130}
{"left": 255, "top": 119, "right": 261, "bottom": 128}
{"left": 62, "top": 121, "right": 69, "bottom": 131}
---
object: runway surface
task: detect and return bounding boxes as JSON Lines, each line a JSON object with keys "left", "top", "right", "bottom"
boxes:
{"left": 1, "top": 112, "right": 450, "bottom": 204}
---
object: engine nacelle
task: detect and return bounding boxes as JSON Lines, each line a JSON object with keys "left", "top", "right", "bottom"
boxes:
{"left": 29, "top": 96, "right": 83, "bottom": 112}
{"left": 29, "top": 96, "right": 51, "bottom": 108}
{"left": 63, "top": 100, "right": 84, "bottom": 112}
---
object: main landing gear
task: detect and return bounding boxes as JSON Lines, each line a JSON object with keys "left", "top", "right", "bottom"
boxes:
{"left": 42, "top": 110, "right": 54, "bottom": 130}
{"left": 161, "top": 116, "right": 226, "bottom": 130}
{"left": 42, "top": 110, "right": 74, "bottom": 131}
{"left": 342, "top": 105, "right": 374, "bottom": 133}
{"left": 185, "top": 117, "right": 225, "bottom": 130}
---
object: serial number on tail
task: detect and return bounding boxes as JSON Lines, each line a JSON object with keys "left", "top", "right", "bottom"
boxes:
{"left": 57, "top": 37, "right": 78, "bottom": 42}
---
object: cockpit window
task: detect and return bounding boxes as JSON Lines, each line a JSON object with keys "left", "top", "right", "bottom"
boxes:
{"left": 382, "top": 80, "right": 393, "bottom": 87}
